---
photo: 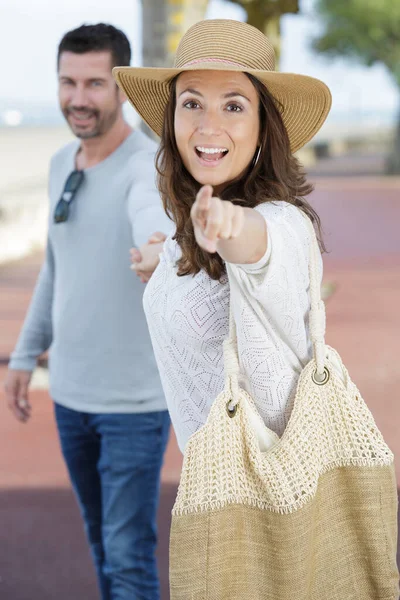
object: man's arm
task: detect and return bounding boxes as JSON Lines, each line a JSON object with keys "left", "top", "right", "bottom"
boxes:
{"left": 127, "top": 151, "right": 172, "bottom": 248}
{"left": 127, "top": 151, "right": 173, "bottom": 281}
{"left": 5, "top": 239, "right": 55, "bottom": 421}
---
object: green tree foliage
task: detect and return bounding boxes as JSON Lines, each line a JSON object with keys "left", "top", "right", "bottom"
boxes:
{"left": 313, "top": 0, "right": 400, "bottom": 173}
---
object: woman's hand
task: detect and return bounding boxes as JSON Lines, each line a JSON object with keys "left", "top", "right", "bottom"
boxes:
{"left": 190, "top": 185, "right": 267, "bottom": 264}
{"left": 190, "top": 185, "right": 245, "bottom": 254}
{"left": 130, "top": 232, "right": 167, "bottom": 283}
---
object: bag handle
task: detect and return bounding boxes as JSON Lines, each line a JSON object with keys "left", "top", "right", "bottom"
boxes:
{"left": 223, "top": 213, "right": 327, "bottom": 409}
{"left": 303, "top": 215, "right": 327, "bottom": 379}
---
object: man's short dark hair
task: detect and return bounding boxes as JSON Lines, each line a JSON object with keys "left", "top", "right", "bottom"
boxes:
{"left": 57, "top": 23, "right": 131, "bottom": 69}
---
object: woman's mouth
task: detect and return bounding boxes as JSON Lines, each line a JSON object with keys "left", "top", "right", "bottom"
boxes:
{"left": 195, "top": 146, "right": 229, "bottom": 165}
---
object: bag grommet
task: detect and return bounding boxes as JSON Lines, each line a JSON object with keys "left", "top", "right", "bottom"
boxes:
{"left": 226, "top": 400, "right": 238, "bottom": 418}
{"left": 312, "top": 367, "right": 330, "bottom": 386}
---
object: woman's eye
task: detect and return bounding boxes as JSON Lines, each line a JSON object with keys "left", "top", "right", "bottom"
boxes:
{"left": 226, "top": 103, "right": 243, "bottom": 113}
{"left": 183, "top": 100, "right": 200, "bottom": 109}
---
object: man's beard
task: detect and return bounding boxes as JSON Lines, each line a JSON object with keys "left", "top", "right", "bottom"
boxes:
{"left": 63, "top": 105, "right": 119, "bottom": 139}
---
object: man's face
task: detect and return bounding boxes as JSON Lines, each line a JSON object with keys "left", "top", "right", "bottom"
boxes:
{"left": 58, "top": 50, "right": 123, "bottom": 139}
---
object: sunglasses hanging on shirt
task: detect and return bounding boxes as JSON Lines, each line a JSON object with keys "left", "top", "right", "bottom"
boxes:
{"left": 54, "top": 170, "right": 84, "bottom": 223}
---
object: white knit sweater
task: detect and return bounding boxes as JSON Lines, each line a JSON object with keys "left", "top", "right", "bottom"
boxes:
{"left": 143, "top": 201, "right": 323, "bottom": 452}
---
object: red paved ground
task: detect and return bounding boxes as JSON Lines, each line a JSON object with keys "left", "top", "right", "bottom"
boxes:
{"left": 0, "top": 176, "right": 399, "bottom": 599}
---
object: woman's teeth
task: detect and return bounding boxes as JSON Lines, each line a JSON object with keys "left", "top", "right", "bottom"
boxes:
{"left": 196, "top": 147, "right": 228, "bottom": 154}
{"left": 195, "top": 147, "right": 228, "bottom": 162}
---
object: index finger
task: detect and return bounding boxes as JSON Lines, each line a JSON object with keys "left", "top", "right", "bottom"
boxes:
{"left": 195, "top": 185, "right": 213, "bottom": 209}
{"left": 191, "top": 185, "right": 213, "bottom": 223}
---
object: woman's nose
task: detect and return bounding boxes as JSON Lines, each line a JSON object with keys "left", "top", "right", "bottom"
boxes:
{"left": 197, "top": 109, "right": 222, "bottom": 136}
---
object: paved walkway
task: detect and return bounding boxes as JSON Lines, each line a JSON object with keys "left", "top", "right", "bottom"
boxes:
{"left": 0, "top": 176, "right": 399, "bottom": 599}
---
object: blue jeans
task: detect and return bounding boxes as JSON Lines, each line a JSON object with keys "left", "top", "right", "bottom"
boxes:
{"left": 54, "top": 403, "right": 170, "bottom": 600}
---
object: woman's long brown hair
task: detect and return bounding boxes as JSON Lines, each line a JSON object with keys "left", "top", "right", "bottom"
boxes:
{"left": 156, "top": 73, "right": 325, "bottom": 281}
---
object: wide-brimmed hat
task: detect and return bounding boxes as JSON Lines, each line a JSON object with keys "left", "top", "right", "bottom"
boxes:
{"left": 113, "top": 19, "right": 331, "bottom": 153}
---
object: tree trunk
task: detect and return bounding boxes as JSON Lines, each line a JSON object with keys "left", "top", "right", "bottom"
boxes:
{"left": 140, "top": 0, "right": 208, "bottom": 137}
{"left": 245, "top": 6, "right": 281, "bottom": 66}
{"left": 141, "top": 0, "right": 168, "bottom": 68}
{"left": 140, "top": 0, "right": 168, "bottom": 138}
{"left": 142, "top": 0, "right": 209, "bottom": 69}
{"left": 385, "top": 102, "right": 400, "bottom": 175}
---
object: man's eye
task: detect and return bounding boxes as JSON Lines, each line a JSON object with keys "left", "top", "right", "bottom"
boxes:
{"left": 183, "top": 100, "right": 200, "bottom": 109}
{"left": 226, "top": 103, "right": 242, "bottom": 112}
{"left": 91, "top": 81, "right": 102, "bottom": 87}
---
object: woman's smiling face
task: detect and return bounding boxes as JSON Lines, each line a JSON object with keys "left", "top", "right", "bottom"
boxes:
{"left": 174, "top": 70, "right": 260, "bottom": 193}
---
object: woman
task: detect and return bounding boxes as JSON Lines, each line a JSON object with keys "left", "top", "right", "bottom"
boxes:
{"left": 115, "top": 18, "right": 331, "bottom": 452}
{"left": 115, "top": 20, "right": 399, "bottom": 600}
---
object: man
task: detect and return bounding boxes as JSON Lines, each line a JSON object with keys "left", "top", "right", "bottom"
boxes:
{"left": 4, "top": 24, "right": 171, "bottom": 600}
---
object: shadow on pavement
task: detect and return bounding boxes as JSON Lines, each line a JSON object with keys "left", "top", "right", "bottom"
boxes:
{"left": 0, "top": 484, "right": 398, "bottom": 599}
{"left": 0, "top": 482, "right": 178, "bottom": 600}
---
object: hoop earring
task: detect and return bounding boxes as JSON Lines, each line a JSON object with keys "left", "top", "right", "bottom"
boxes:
{"left": 252, "top": 146, "right": 261, "bottom": 168}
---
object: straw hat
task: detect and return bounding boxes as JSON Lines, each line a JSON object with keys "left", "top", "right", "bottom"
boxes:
{"left": 113, "top": 19, "right": 331, "bottom": 153}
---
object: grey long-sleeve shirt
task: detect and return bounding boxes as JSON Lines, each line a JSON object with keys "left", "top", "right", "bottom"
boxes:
{"left": 9, "top": 129, "right": 172, "bottom": 413}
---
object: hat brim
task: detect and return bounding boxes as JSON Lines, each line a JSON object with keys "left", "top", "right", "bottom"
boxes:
{"left": 113, "top": 63, "right": 331, "bottom": 153}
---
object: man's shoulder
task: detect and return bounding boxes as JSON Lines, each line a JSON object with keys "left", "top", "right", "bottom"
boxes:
{"left": 125, "top": 129, "right": 159, "bottom": 164}
{"left": 130, "top": 128, "right": 159, "bottom": 152}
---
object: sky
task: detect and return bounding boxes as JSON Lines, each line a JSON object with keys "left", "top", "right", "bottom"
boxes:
{"left": 0, "top": 0, "right": 398, "bottom": 121}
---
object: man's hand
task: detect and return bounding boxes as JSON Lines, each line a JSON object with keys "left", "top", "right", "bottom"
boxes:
{"left": 4, "top": 369, "right": 33, "bottom": 422}
{"left": 190, "top": 185, "right": 245, "bottom": 254}
{"left": 130, "top": 232, "right": 167, "bottom": 283}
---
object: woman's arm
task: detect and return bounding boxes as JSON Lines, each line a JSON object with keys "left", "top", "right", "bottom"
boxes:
{"left": 191, "top": 185, "right": 267, "bottom": 264}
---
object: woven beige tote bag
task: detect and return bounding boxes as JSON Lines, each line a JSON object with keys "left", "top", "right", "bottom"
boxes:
{"left": 169, "top": 216, "right": 399, "bottom": 600}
